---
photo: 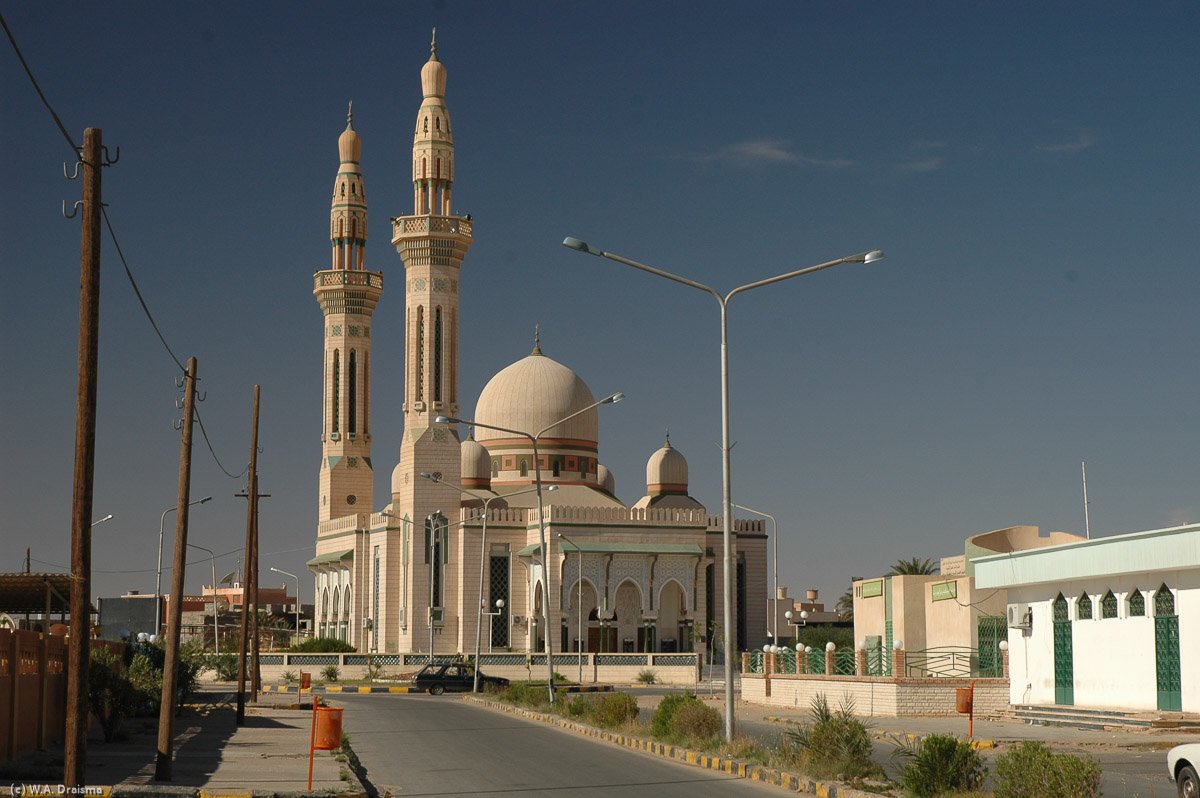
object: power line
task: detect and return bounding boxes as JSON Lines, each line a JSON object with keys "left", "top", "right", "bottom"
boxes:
{"left": 1, "top": 10, "right": 79, "bottom": 159}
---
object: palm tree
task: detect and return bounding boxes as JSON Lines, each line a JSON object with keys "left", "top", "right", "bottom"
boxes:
{"left": 836, "top": 576, "right": 860, "bottom": 621}
{"left": 886, "top": 557, "right": 939, "bottom": 576}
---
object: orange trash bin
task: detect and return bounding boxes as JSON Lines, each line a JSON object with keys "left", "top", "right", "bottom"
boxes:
{"left": 314, "top": 706, "right": 343, "bottom": 750}
{"left": 955, "top": 687, "right": 972, "bottom": 714}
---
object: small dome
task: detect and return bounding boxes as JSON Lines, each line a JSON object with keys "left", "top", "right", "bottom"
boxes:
{"left": 474, "top": 347, "right": 598, "bottom": 444}
{"left": 646, "top": 433, "right": 688, "bottom": 494}
{"left": 421, "top": 30, "right": 447, "bottom": 98}
{"left": 461, "top": 431, "right": 491, "bottom": 489}
{"left": 338, "top": 103, "right": 361, "bottom": 163}
{"left": 597, "top": 464, "right": 615, "bottom": 495}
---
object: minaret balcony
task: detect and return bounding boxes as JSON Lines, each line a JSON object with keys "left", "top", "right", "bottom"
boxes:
{"left": 313, "top": 269, "right": 384, "bottom": 315}
{"left": 314, "top": 269, "right": 384, "bottom": 291}
{"left": 391, "top": 214, "right": 472, "bottom": 239}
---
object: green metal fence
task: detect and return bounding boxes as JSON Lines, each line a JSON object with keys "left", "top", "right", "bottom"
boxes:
{"left": 905, "top": 646, "right": 984, "bottom": 678}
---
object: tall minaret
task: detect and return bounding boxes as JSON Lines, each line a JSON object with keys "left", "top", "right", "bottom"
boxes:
{"left": 315, "top": 104, "right": 383, "bottom": 524}
{"left": 390, "top": 31, "right": 474, "bottom": 651}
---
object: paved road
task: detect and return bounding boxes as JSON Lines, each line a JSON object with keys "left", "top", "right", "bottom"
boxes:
{"left": 330, "top": 692, "right": 786, "bottom": 797}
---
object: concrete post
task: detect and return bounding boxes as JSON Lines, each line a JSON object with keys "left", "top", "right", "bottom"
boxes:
{"left": 892, "top": 646, "right": 906, "bottom": 678}
{"left": 856, "top": 646, "right": 868, "bottom": 677}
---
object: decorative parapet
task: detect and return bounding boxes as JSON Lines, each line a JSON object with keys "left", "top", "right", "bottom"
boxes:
{"left": 454, "top": 505, "right": 713, "bottom": 528}
{"left": 318, "top": 513, "right": 369, "bottom": 536}
{"left": 313, "top": 268, "right": 383, "bottom": 316}
{"left": 392, "top": 215, "right": 473, "bottom": 237}
{"left": 705, "top": 516, "right": 766, "bottom": 534}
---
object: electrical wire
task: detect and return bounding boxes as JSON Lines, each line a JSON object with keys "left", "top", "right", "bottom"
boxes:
{"left": 6, "top": 12, "right": 252, "bottom": 483}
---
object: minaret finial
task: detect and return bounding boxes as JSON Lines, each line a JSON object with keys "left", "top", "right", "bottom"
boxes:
{"left": 346, "top": 101, "right": 354, "bottom": 130}
{"left": 430, "top": 27, "right": 438, "bottom": 61}
{"left": 664, "top": 428, "right": 671, "bottom": 448}
{"left": 532, "top": 324, "right": 542, "bottom": 355}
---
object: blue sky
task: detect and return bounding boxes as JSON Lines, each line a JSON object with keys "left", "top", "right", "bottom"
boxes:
{"left": 3, "top": 2, "right": 1199, "bottom": 614}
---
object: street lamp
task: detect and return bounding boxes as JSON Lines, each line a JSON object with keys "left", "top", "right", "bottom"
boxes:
{"left": 556, "top": 531, "right": 585, "bottom": 686}
{"left": 91, "top": 514, "right": 113, "bottom": 526}
{"left": 270, "top": 567, "right": 300, "bottom": 646}
{"left": 157, "top": 496, "right": 212, "bottom": 635}
{"left": 484, "top": 600, "right": 505, "bottom": 654}
{"left": 187, "top": 543, "right": 219, "bottom": 657}
{"left": 734, "top": 503, "right": 778, "bottom": 643}
{"left": 419, "top": 472, "right": 552, "bottom": 692}
{"left": 784, "top": 608, "right": 808, "bottom": 649}
{"left": 564, "top": 236, "right": 883, "bottom": 739}
{"left": 436, "top": 390, "right": 624, "bottom": 703}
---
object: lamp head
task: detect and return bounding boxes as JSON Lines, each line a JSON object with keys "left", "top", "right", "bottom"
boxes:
{"left": 199, "top": 496, "right": 213, "bottom": 504}
{"left": 562, "top": 237, "right": 603, "bottom": 256}
{"left": 546, "top": 485, "right": 559, "bottom": 491}
{"left": 434, "top": 415, "right": 458, "bottom": 424}
{"left": 496, "top": 598, "right": 505, "bottom": 609}
{"left": 784, "top": 610, "right": 793, "bottom": 620}
{"left": 420, "top": 471, "right": 440, "bottom": 483}
{"left": 603, "top": 392, "right": 624, "bottom": 404}
{"left": 847, "top": 249, "right": 885, "bottom": 264}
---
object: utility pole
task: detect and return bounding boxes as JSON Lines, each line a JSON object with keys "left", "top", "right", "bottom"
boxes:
{"left": 237, "top": 386, "right": 260, "bottom": 725}
{"left": 154, "top": 356, "right": 199, "bottom": 781}
{"left": 64, "top": 127, "right": 103, "bottom": 789}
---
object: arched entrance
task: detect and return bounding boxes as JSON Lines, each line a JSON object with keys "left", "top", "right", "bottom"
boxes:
{"left": 564, "top": 582, "right": 597, "bottom": 653}
{"left": 614, "top": 581, "right": 643, "bottom": 653}
{"left": 658, "top": 580, "right": 688, "bottom": 652}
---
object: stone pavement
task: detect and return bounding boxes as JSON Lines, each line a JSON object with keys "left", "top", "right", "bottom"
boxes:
{"left": 1, "top": 689, "right": 364, "bottom": 797}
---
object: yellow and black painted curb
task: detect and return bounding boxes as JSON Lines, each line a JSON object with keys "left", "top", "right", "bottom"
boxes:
{"left": 260, "top": 683, "right": 421, "bottom": 693}
{"left": 466, "top": 696, "right": 889, "bottom": 797}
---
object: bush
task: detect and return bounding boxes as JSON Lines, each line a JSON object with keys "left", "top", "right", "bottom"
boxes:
{"left": 282, "top": 670, "right": 298, "bottom": 683}
{"left": 321, "top": 664, "right": 341, "bottom": 682}
{"left": 364, "top": 657, "right": 384, "bottom": 680}
{"left": 289, "top": 637, "right": 355, "bottom": 653}
{"left": 126, "top": 653, "right": 163, "bottom": 715}
{"left": 651, "top": 692, "right": 703, "bottom": 739}
{"left": 786, "top": 694, "right": 881, "bottom": 782}
{"left": 670, "top": 701, "right": 722, "bottom": 742}
{"left": 88, "top": 647, "right": 138, "bottom": 742}
{"left": 901, "top": 734, "right": 986, "bottom": 797}
{"left": 636, "top": 668, "right": 658, "bottom": 684}
{"left": 213, "top": 652, "right": 239, "bottom": 682}
{"left": 993, "top": 741, "right": 1101, "bottom": 798}
{"left": 566, "top": 691, "right": 640, "bottom": 729}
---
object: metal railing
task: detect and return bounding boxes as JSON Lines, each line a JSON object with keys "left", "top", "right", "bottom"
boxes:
{"left": 904, "top": 646, "right": 996, "bottom": 678}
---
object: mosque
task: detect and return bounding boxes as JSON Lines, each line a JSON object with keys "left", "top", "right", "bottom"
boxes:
{"left": 308, "top": 34, "right": 768, "bottom": 658}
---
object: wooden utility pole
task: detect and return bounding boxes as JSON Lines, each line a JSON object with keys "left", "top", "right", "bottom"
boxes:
{"left": 64, "top": 128, "right": 102, "bottom": 789}
{"left": 237, "top": 386, "right": 260, "bottom": 725}
{"left": 154, "top": 356, "right": 199, "bottom": 782}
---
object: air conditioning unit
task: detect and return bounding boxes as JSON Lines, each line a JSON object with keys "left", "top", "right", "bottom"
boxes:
{"left": 397, "top": 607, "right": 406, "bottom": 625}
{"left": 1008, "top": 603, "right": 1032, "bottom": 629}
{"left": 362, "top": 618, "right": 373, "bottom": 630}
{"left": 429, "top": 607, "right": 445, "bottom": 624}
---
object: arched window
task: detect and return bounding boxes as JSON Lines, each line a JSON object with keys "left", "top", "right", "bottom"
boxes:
{"left": 433, "top": 307, "right": 443, "bottom": 402}
{"left": 1076, "top": 592, "right": 1092, "bottom": 620}
{"left": 340, "top": 183, "right": 345, "bottom": 197}
{"left": 1052, "top": 593, "right": 1069, "bottom": 622}
{"left": 491, "top": 459, "right": 499, "bottom": 478}
{"left": 1101, "top": 590, "right": 1118, "bottom": 619}
{"left": 552, "top": 460, "right": 561, "bottom": 477}
{"left": 424, "top": 117, "right": 429, "bottom": 132}
{"left": 415, "top": 307, "right": 425, "bottom": 401}
{"left": 348, "top": 351, "right": 357, "bottom": 434}
{"left": 519, "top": 459, "right": 529, "bottom": 477}
{"left": 1155, "top": 584, "right": 1175, "bottom": 616}
{"left": 1128, "top": 588, "right": 1145, "bottom": 617}
{"left": 435, "top": 116, "right": 440, "bottom": 131}
{"left": 332, "top": 350, "right": 340, "bottom": 433}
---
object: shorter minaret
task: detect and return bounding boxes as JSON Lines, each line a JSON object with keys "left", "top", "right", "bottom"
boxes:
{"left": 315, "top": 104, "right": 383, "bottom": 523}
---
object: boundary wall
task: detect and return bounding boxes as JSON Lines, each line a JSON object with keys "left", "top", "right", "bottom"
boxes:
{"left": 742, "top": 673, "right": 1009, "bottom": 717}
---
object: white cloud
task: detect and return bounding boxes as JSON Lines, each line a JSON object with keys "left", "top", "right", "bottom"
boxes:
{"left": 681, "top": 138, "right": 854, "bottom": 168}
{"left": 896, "top": 157, "right": 944, "bottom": 173}
{"left": 1036, "top": 131, "right": 1095, "bottom": 153}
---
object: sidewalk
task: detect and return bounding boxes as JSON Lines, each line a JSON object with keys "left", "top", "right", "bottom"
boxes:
{"left": 2, "top": 690, "right": 364, "bottom": 797}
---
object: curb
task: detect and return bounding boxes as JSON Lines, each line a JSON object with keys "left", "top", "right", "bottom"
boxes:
{"left": 465, "top": 696, "right": 889, "bottom": 797}
{"left": 260, "top": 684, "right": 421, "bottom": 693}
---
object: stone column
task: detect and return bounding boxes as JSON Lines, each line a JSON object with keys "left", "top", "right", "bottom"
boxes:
{"left": 892, "top": 645, "right": 906, "bottom": 678}
{"left": 856, "top": 646, "right": 868, "bottom": 677}
{"left": 825, "top": 644, "right": 834, "bottom": 676}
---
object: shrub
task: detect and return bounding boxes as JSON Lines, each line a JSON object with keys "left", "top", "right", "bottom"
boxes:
{"left": 993, "top": 741, "right": 1101, "bottom": 798}
{"left": 289, "top": 637, "right": 355, "bottom": 653}
{"left": 501, "top": 680, "right": 551, "bottom": 710}
{"left": 901, "top": 733, "right": 986, "bottom": 797}
{"left": 670, "top": 701, "right": 722, "bottom": 742}
{"left": 595, "top": 692, "right": 640, "bottom": 728}
{"left": 651, "top": 691, "right": 703, "bottom": 739}
{"left": 88, "top": 646, "right": 138, "bottom": 741}
{"left": 213, "top": 652, "right": 239, "bottom": 682}
{"left": 636, "top": 668, "right": 658, "bottom": 684}
{"left": 786, "top": 694, "right": 881, "bottom": 782}
{"left": 364, "top": 657, "right": 384, "bottom": 680}
{"left": 125, "top": 653, "right": 163, "bottom": 715}
{"left": 282, "top": 669, "right": 298, "bottom": 683}
{"left": 321, "top": 664, "right": 341, "bottom": 682}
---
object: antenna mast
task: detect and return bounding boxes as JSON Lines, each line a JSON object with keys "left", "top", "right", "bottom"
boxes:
{"left": 1082, "top": 461, "right": 1091, "bottom": 539}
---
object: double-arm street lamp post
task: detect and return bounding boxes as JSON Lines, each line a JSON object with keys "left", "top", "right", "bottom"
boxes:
{"left": 420, "top": 472, "right": 552, "bottom": 692}
{"left": 734, "top": 503, "right": 778, "bottom": 643}
{"left": 157, "top": 496, "right": 212, "bottom": 635}
{"left": 186, "top": 543, "right": 219, "bottom": 657}
{"left": 436, "top": 391, "right": 623, "bottom": 703}
{"left": 556, "top": 531, "right": 584, "bottom": 685}
{"left": 270, "top": 567, "right": 301, "bottom": 645}
{"left": 563, "top": 236, "right": 883, "bottom": 739}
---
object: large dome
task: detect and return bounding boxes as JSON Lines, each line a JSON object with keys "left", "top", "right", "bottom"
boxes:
{"left": 474, "top": 348, "right": 597, "bottom": 443}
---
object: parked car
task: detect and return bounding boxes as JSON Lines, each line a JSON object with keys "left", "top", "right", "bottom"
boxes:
{"left": 411, "top": 663, "right": 509, "bottom": 695}
{"left": 1169, "top": 743, "right": 1200, "bottom": 798}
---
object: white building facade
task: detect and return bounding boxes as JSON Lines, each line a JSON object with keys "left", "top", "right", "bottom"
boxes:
{"left": 975, "top": 523, "right": 1199, "bottom": 713}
